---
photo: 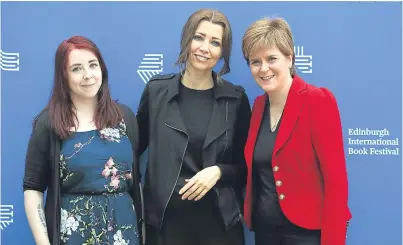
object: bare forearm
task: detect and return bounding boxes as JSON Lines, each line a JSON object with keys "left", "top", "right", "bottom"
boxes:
{"left": 24, "top": 190, "right": 51, "bottom": 245}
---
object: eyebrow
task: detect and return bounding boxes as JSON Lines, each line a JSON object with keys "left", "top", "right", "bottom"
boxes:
{"left": 195, "top": 32, "right": 222, "bottom": 41}
{"left": 69, "top": 59, "right": 98, "bottom": 68}
{"left": 249, "top": 55, "right": 278, "bottom": 60}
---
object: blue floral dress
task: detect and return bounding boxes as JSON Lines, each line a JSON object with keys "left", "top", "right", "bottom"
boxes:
{"left": 59, "top": 121, "right": 139, "bottom": 245}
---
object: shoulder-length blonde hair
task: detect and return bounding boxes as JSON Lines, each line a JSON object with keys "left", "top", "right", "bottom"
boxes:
{"left": 242, "top": 17, "right": 296, "bottom": 76}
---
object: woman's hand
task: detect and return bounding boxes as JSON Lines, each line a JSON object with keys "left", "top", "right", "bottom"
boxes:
{"left": 179, "top": 166, "right": 222, "bottom": 201}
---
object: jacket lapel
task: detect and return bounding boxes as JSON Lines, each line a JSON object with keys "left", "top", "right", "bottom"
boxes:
{"left": 164, "top": 100, "right": 188, "bottom": 134}
{"left": 203, "top": 100, "right": 230, "bottom": 148}
{"left": 164, "top": 75, "right": 188, "bottom": 134}
{"left": 163, "top": 72, "right": 240, "bottom": 147}
{"left": 203, "top": 78, "right": 240, "bottom": 149}
{"left": 273, "top": 75, "right": 306, "bottom": 155}
{"left": 245, "top": 95, "right": 266, "bottom": 166}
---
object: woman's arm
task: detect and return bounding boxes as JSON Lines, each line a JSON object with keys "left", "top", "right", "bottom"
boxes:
{"left": 311, "top": 87, "right": 349, "bottom": 245}
{"left": 24, "top": 190, "right": 51, "bottom": 245}
{"left": 23, "top": 113, "right": 51, "bottom": 245}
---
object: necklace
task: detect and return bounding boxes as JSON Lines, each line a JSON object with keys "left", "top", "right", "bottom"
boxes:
{"left": 271, "top": 114, "right": 281, "bottom": 132}
{"left": 269, "top": 105, "right": 284, "bottom": 132}
{"left": 268, "top": 83, "right": 290, "bottom": 132}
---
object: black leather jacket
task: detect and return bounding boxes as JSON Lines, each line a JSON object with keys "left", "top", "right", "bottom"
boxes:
{"left": 136, "top": 73, "right": 251, "bottom": 230}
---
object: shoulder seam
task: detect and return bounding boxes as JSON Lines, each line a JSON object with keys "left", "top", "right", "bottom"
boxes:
{"left": 149, "top": 73, "right": 175, "bottom": 82}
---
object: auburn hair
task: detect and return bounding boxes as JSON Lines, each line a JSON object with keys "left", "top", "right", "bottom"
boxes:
{"left": 47, "top": 36, "right": 122, "bottom": 139}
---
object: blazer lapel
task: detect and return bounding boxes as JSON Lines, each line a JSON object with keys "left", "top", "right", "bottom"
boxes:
{"left": 273, "top": 76, "right": 306, "bottom": 155}
{"left": 245, "top": 95, "right": 266, "bottom": 165}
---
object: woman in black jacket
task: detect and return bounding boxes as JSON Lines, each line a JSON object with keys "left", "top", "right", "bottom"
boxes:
{"left": 136, "top": 8, "right": 251, "bottom": 245}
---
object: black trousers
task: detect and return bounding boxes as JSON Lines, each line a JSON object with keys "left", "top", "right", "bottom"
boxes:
{"left": 146, "top": 192, "right": 244, "bottom": 245}
{"left": 254, "top": 220, "right": 321, "bottom": 245}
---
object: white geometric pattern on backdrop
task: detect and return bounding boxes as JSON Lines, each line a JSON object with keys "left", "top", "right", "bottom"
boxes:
{"left": 294, "top": 46, "right": 312, "bottom": 74}
{"left": 136, "top": 47, "right": 311, "bottom": 84}
{"left": 0, "top": 50, "right": 20, "bottom": 71}
{"left": 0, "top": 205, "right": 14, "bottom": 230}
{"left": 137, "top": 53, "right": 164, "bottom": 84}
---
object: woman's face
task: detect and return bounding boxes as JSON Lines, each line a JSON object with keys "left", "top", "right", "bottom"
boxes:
{"left": 248, "top": 45, "right": 292, "bottom": 93}
{"left": 187, "top": 20, "right": 223, "bottom": 73}
{"left": 66, "top": 49, "right": 102, "bottom": 101}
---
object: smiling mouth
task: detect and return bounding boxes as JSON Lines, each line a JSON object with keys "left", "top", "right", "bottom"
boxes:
{"left": 82, "top": 83, "right": 95, "bottom": 88}
{"left": 195, "top": 54, "right": 210, "bottom": 61}
{"left": 261, "top": 75, "right": 275, "bottom": 80}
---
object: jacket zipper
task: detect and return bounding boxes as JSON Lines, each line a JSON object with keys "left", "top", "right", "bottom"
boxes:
{"left": 160, "top": 122, "right": 189, "bottom": 229}
{"left": 220, "top": 102, "right": 229, "bottom": 159}
{"left": 223, "top": 102, "right": 242, "bottom": 227}
{"left": 231, "top": 188, "right": 243, "bottom": 223}
{"left": 216, "top": 102, "right": 232, "bottom": 228}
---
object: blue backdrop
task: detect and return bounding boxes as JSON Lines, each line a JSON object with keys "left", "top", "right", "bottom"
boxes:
{"left": 1, "top": 2, "right": 402, "bottom": 245}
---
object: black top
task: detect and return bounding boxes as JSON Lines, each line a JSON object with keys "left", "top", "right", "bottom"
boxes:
{"left": 252, "top": 96, "right": 287, "bottom": 229}
{"left": 174, "top": 82, "right": 214, "bottom": 193}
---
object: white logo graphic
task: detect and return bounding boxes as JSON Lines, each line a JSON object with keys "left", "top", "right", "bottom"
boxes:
{"left": 137, "top": 54, "right": 163, "bottom": 84}
{"left": 0, "top": 50, "right": 20, "bottom": 71}
{"left": 294, "top": 46, "right": 312, "bottom": 74}
{"left": 0, "top": 205, "right": 14, "bottom": 230}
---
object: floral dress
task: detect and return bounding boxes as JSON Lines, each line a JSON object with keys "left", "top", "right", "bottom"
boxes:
{"left": 59, "top": 121, "right": 139, "bottom": 245}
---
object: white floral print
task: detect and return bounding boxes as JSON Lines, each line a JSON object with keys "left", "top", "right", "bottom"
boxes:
{"left": 113, "top": 230, "right": 129, "bottom": 245}
{"left": 99, "top": 120, "right": 127, "bottom": 143}
{"left": 60, "top": 209, "right": 82, "bottom": 242}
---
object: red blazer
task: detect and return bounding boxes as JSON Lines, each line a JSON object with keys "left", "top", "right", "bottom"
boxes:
{"left": 244, "top": 75, "right": 352, "bottom": 245}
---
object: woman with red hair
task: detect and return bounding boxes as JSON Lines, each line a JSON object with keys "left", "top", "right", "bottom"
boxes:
{"left": 23, "top": 36, "right": 142, "bottom": 245}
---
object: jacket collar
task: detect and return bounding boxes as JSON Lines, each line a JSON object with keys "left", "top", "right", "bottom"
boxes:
{"left": 245, "top": 75, "right": 308, "bottom": 160}
{"left": 273, "top": 75, "right": 307, "bottom": 154}
{"left": 166, "top": 72, "right": 240, "bottom": 101}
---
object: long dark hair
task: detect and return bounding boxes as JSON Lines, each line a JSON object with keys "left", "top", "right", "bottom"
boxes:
{"left": 47, "top": 36, "right": 122, "bottom": 139}
{"left": 176, "top": 9, "right": 233, "bottom": 81}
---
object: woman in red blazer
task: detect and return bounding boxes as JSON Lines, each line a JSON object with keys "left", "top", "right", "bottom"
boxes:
{"left": 241, "top": 18, "right": 352, "bottom": 245}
